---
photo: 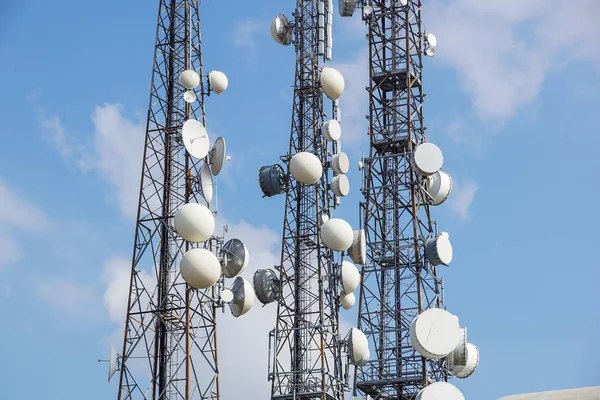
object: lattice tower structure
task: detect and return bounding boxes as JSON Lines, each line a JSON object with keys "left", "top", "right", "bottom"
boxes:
{"left": 117, "top": 1, "right": 219, "bottom": 399}
{"left": 353, "top": 1, "right": 447, "bottom": 398}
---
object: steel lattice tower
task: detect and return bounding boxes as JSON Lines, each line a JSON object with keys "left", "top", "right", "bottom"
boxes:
{"left": 353, "top": 1, "right": 447, "bottom": 398}
{"left": 267, "top": 2, "right": 346, "bottom": 399}
{"left": 117, "top": 1, "right": 220, "bottom": 399}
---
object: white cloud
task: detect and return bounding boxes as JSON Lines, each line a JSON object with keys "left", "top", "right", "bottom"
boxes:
{"left": 35, "top": 277, "right": 102, "bottom": 319}
{"left": 425, "top": 0, "right": 600, "bottom": 120}
{"left": 233, "top": 19, "right": 261, "bottom": 56}
{"left": 0, "top": 232, "right": 20, "bottom": 266}
{"left": 448, "top": 180, "right": 478, "bottom": 221}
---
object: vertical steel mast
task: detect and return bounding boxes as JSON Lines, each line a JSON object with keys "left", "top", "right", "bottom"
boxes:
{"left": 354, "top": 1, "right": 447, "bottom": 398}
{"left": 117, "top": 1, "right": 219, "bottom": 399}
{"left": 267, "top": 1, "right": 346, "bottom": 399}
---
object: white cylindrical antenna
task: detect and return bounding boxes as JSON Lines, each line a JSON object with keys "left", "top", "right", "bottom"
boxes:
{"left": 326, "top": 0, "right": 333, "bottom": 60}
{"left": 318, "top": 1, "right": 326, "bottom": 56}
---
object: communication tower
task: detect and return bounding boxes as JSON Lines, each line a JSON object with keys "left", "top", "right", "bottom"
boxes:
{"left": 102, "top": 1, "right": 255, "bottom": 399}
{"left": 336, "top": 0, "right": 480, "bottom": 398}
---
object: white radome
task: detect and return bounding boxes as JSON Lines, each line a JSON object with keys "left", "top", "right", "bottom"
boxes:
{"left": 416, "top": 382, "right": 464, "bottom": 400}
{"left": 174, "top": 203, "right": 215, "bottom": 242}
{"left": 180, "top": 248, "right": 221, "bottom": 289}
{"left": 179, "top": 70, "right": 200, "bottom": 89}
{"left": 209, "top": 71, "right": 228, "bottom": 94}
{"left": 321, "top": 67, "right": 345, "bottom": 100}
{"left": 412, "top": 142, "right": 444, "bottom": 176}
{"left": 322, "top": 119, "right": 342, "bottom": 141}
{"left": 451, "top": 343, "right": 480, "bottom": 379}
{"left": 321, "top": 218, "right": 353, "bottom": 251}
{"left": 349, "top": 327, "right": 369, "bottom": 365}
{"left": 331, "top": 174, "right": 350, "bottom": 197}
{"left": 341, "top": 260, "right": 360, "bottom": 293}
{"left": 340, "top": 291, "right": 355, "bottom": 310}
{"left": 409, "top": 308, "right": 461, "bottom": 359}
{"left": 290, "top": 152, "right": 323, "bottom": 184}
{"left": 331, "top": 152, "right": 350, "bottom": 174}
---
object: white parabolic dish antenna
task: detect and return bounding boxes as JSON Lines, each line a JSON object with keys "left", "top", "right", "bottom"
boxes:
{"left": 209, "top": 137, "right": 227, "bottom": 176}
{"left": 322, "top": 119, "right": 342, "bottom": 141}
{"left": 449, "top": 327, "right": 468, "bottom": 367}
{"left": 331, "top": 152, "right": 350, "bottom": 175}
{"left": 409, "top": 308, "right": 461, "bottom": 359}
{"left": 412, "top": 142, "right": 443, "bottom": 176}
{"left": 451, "top": 343, "right": 480, "bottom": 379}
{"left": 416, "top": 382, "right": 464, "bottom": 400}
{"left": 340, "top": 292, "right": 355, "bottom": 310}
{"left": 426, "top": 170, "right": 452, "bottom": 206}
{"left": 331, "top": 174, "right": 350, "bottom": 197}
{"left": 221, "top": 289, "right": 234, "bottom": 303}
{"left": 108, "top": 344, "right": 117, "bottom": 382}
{"left": 209, "top": 71, "right": 228, "bottom": 94}
{"left": 425, "top": 232, "right": 453, "bottom": 266}
{"left": 425, "top": 33, "right": 438, "bottom": 47}
{"left": 341, "top": 260, "right": 360, "bottom": 294}
{"left": 320, "top": 67, "right": 345, "bottom": 100}
{"left": 348, "top": 229, "right": 366, "bottom": 265}
{"left": 229, "top": 276, "right": 255, "bottom": 317}
{"left": 183, "top": 90, "right": 196, "bottom": 103}
{"left": 221, "top": 238, "right": 249, "bottom": 278}
{"left": 174, "top": 203, "right": 215, "bottom": 242}
{"left": 270, "top": 14, "right": 292, "bottom": 46}
{"left": 321, "top": 218, "right": 354, "bottom": 252}
{"left": 182, "top": 119, "right": 210, "bottom": 159}
{"left": 179, "top": 70, "right": 200, "bottom": 89}
{"left": 200, "top": 163, "right": 213, "bottom": 204}
{"left": 290, "top": 152, "right": 323, "bottom": 184}
{"left": 348, "top": 327, "right": 369, "bottom": 365}
{"left": 180, "top": 248, "right": 221, "bottom": 289}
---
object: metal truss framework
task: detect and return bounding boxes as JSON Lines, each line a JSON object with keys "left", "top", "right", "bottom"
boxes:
{"left": 269, "top": 1, "right": 346, "bottom": 399}
{"left": 354, "top": 1, "right": 447, "bottom": 399}
{"left": 117, "top": 1, "right": 219, "bottom": 399}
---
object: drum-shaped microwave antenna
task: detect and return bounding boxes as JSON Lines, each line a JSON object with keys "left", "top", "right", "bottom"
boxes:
{"left": 348, "top": 229, "right": 366, "bottom": 265}
{"left": 174, "top": 203, "right": 215, "bottom": 242}
{"left": 331, "top": 152, "right": 350, "bottom": 174}
{"left": 221, "top": 238, "right": 249, "bottom": 278}
{"left": 331, "top": 174, "right": 350, "bottom": 197}
{"left": 108, "top": 344, "right": 117, "bottom": 382}
{"left": 321, "top": 218, "right": 354, "bottom": 252}
{"left": 259, "top": 164, "right": 287, "bottom": 197}
{"left": 425, "top": 231, "right": 453, "bottom": 266}
{"left": 229, "top": 276, "right": 255, "bottom": 317}
{"left": 253, "top": 268, "right": 281, "bottom": 305}
{"left": 425, "top": 170, "right": 452, "bottom": 206}
{"left": 322, "top": 119, "right": 341, "bottom": 141}
{"left": 409, "top": 308, "right": 461, "bottom": 359}
{"left": 290, "top": 152, "right": 323, "bottom": 184}
{"left": 209, "top": 137, "right": 227, "bottom": 176}
{"left": 180, "top": 248, "right": 221, "bottom": 289}
{"left": 220, "top": 289, "right": 234, "bottom": 303}
{"left": 412, "top": 142, "right": 443, "bottom": 176}
{"left": 270, "top": 14, "right": 292, "bottom": 46}
{"left": 208, "top": 71, "right": 228, "bottom": 94}
{"left": 341, "top": 260, "right": 360, "bottom": 293}
{"left": 320, "top": 67, "right": 345, "bottom": 100}
{"left": 425, "top": 46, "right": 436, "bottom": 57}
{"left": 179, "top": 70, "right": 200, "bottom": 89}
{"left": 400, "top": 0, "right": 408, "bottom": 5}
{"left": 340, "top": 292, "right": 355, "bottom": 310}
{"left": 425, "top": 33, "right": 438, "bottom": 47}
{"left": 338, "top": 0, "right": 356, "bottom": 17}
{"left": 347, "top": 327, "right": 369, "bottom": 365}
{"left": 183, "top": 90, "right": 197, "bottom": 103}
{"left": 416, "top": 382, "right": 464, "bottom": 400}
{"left": 451, "top": 343, "right": 479, "bottom": 379}
{"left": 181, "top": 119, "right": 210, "bottom": 159}
{"left": 200, "top": 163, "right": 213, "bottom": 204}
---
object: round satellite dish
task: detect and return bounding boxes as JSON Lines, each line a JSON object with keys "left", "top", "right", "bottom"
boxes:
{"left": 425, "top": 33, "right": 438, "bottom": 47}
{"left": 412, "top": 142, "right": 443, "bottom": 176}
{"left": 259, "top": 164, "right": 287, "bottom": 197}
{"left": 331, "top": 152, "right": 350, "bottom": 175}
{"left": 348, "top": 229, "right": 366, "bottom": 265}
{"left": 321, "top": 218, "right": 354, "bottom": 252}
{"left": 425, "top": 232, "right": 453, "bottom": 266}
{"left": 174, "top": 203, "right": 215, "bottom": 242}
{"left": 409, "top": 308, "right": 461, "bottom": 359}
{"left": 331, "top": 174, "right": 350, "bottom": 197}
{"left": 200, "top": 163, "right": 213, "bottom": 204}
{"left": 108, "top": 344, "right": 117, "bottom": 382}
{"left": 221, "top": 289, "right": 234, "bottom": 303}
{"left": 425, "top": 170, "right": 452, "bottom": 206}
{"left": 221, "top": 238, "right": 249, "bottom": 278}
{"left": 253, "top": 268, "right": 280, "bottom": 304}
{"left": 340, "top": 292, "right": 355, "bottom": 310}
{"left": 363, "top": 5, "right": 373, "bottom": 18}
{"left": 321, "top": 68, "right": 345, "bottom": 100}
{"left": 338, "top": 0, "right": 356, "bottom": 17}
{"left": 209, "top": 137, "right": 227, "bottom": 176}
{"left": 179, "top": 70, "right": 200, "bottom": 89}
{"left": 290, "top": 152, "right": 323, "bottom": 185}
{"left": 183, "top": 90, "right": 197, "bottom": 103}
{"left": 182, "top": 119, "right": 210, "bottom": 159}
{"left": 229, "top": 276, "right": 255, "bottom": 317}
{"left": 451, "top": 343, "right": 480, "bottom": 379}
{"left": 341, "top": 260, "right": 360, "bottom": 293}
{"left": 270, "top": 13, "right": 292, "bottom": 46}
{"left": 348, "top": 327, "right": 369, "bottom": 365}
{"left": 425, "top": 46, "right": 436, "bottom": 57}
{"left": 448, "top": 327, "right": 467, "bottom": 368}
{"left": 180, "top": 248, "right": 221, "bottom": 289}
{"left": 416, "top": 382, "right": 464, "bottom": 400}
{"left": 209, "top": 71, "right": 228, "bottom": 94}
{"left": 322, "top": 119, "right": 342, "bottom": 141}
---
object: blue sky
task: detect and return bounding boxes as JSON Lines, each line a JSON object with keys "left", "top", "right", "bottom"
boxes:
{"left": 0, "top": 0, "right": 599, "bottom": 399}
